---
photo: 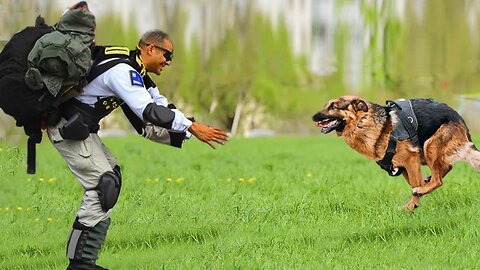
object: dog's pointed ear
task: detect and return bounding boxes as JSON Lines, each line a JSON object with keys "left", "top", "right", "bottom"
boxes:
{"left": 352, "top": 100, "right": 368, "bottom": 112}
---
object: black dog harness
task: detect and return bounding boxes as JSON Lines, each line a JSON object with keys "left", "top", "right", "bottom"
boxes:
{"left": 376, "top": 99, "right": 420, "bottom": 176}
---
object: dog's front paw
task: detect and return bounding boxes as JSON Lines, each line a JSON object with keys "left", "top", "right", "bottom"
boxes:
{"left": 399, "top": 195, "right": 421, "bottom": 211}
{"left": 412, "top": 187, "right": 425, "bottom": 197}
{"left": 403, "top": 197, "right": 420, "bottom": 211}
{"left": 403, "top": 203, "right": 419, "bottom": 211}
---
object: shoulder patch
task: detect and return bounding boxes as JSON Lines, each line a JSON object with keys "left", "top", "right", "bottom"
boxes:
{"left": 129, "top": 70, "right": 144, "bottom": 87}
{"left": 105, "top": 46, "right": 130, "bottom": 56}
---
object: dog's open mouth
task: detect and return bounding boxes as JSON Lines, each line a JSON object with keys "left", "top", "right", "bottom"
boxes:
{"left": 316, "top": 118, "right": 341, "bottom": 134}
{"left": 312, "top": 113, "right": 345, "bottom": 134}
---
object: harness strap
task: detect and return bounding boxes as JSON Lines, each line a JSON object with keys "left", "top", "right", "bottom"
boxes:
{"left": 376, "top": 135, "right": 404, "bottom": 176}
{"left": 387, "top": 100, "right": 419, "bottom": 146}
{"left": 376, "top": 100, "right": 420, "bottom": 177}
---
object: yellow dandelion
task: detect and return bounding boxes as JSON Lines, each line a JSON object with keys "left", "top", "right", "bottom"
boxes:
{"left": 47, "top": 177, "right": 57, "bottom": 183}
{"left": 239, "top": 178, "right": 245, "bottom": 182}
{"left": 39, "top": 177, "right": 45, "bottom": 183}
{"left": 167, "top": 177, "right": 173, "bottom": 182}
{"left": 307, "top": 172, "right": 313, "bottom": 177}
{"left": 17, "top": 207, "right": 23, "bottom": 211}
{"left": 248, "top": 177, "right": 255, "bottom": 183}
{"left": 154, "top": 178, "right": 160, "bottom": 183}
{"left": 176, "top": 178, "right": 185, "bottom": 183}
{"left": 47, "top": 217, "right": 53, "bottom": 222}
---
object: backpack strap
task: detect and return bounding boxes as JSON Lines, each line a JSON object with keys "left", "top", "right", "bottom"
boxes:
{"left": 87, "top": 45, "right": 131, "bottom": 82}
{"left": 86, "top": 47, "right": 147, "bottom": 134}
{"left": 86, "top": 58, "right": 131, "bottom": 82}
{"left": 27, "top": 134, "right": 41, "bottom": 174}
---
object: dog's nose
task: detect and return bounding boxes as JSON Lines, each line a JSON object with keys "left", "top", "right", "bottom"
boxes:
{"left": 312, "top": 112, "right": 322, "bottom": 121}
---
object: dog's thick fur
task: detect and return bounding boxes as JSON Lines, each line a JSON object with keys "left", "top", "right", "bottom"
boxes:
{"left": 313, "top": 96, "right": 480, "bottom": 210}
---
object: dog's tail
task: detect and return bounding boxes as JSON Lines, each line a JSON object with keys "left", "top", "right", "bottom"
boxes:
{"left": 463, "top": 144, "right": 480, "bottom": 171}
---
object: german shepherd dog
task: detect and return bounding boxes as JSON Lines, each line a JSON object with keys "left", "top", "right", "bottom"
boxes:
{"left": 312, "top": 96, "right": 480, "bottom": 210}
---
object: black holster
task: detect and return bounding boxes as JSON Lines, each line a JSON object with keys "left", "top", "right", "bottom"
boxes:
{"left": 59, "top": 112, "right": 90, "bottom": 141}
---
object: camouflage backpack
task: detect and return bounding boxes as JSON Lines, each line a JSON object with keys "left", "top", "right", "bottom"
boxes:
{"left": 0, "top": 8, "right": 95, "bottom": 173}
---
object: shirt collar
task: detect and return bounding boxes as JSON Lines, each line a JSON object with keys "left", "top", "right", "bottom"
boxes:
{"left": 129, "top": 49, "right": 147, "bottom": 77}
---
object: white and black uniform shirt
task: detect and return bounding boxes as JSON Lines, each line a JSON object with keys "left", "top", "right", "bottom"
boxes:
{"left": 77, "top": 61, "right": 192, "bottom": 133}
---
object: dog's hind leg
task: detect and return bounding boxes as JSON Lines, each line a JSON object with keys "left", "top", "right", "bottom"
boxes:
{"left": 412, "top": 161, "right": 452, "bottom": 197}
{"left": 412, "top": 123, "right": 466, "bottom": 197}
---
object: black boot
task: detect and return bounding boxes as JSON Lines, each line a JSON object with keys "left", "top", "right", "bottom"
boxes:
{"left": 66, "top": 262, "right": 108, "bottom": 270}
{"left": 66, "top": 263, "right": 108, "bottom": 270}
{"left": 66, "top": 218, "right": 110, "bottom": 270}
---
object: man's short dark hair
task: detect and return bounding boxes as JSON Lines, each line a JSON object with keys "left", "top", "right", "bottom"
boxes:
{"left": 138, "top": 30, "right": 170, "bottom": 47}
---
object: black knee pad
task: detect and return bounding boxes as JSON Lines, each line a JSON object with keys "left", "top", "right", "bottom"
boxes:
{"left": 96, "top": 170, "right": 121, "bottom": 211}
{"left": 113, "top": 165, "right": 121, "bottom": 179}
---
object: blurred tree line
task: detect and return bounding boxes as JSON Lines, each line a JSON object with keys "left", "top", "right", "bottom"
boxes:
{"left": 94, "top": 4, "right": 318, "bottom": 135}
{"left": 2, "top": 0, "right": 480, "bottom": 138}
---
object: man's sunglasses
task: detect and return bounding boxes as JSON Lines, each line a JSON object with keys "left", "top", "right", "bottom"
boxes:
{"left": 148, "top": 44, "right": 173, "bottom": 61}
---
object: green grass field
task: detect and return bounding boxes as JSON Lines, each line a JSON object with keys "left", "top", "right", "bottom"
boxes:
{"left": 1, "top": 135, "right": 480, "bottom": 269}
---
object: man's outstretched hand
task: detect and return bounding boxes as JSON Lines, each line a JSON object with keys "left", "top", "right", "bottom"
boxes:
{"left": 188, "top": 122, "right": 228, "bottom": 149}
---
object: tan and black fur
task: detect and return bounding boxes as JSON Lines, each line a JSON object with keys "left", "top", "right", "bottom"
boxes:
{"left": 313, "top": 96, "right": 480, "bottom": 210}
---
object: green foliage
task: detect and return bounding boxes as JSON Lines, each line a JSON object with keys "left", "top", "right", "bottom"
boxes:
{"left": 152, "top": 12, "right": 315, "bottom": 127}
{"left": 95, "top": 15, "right": 139, "bottom": 47}
{"left": 358, "top": 0, "right": 405, "bottom": 97}
{"left": 5, "top": 1, "right": 479, "bottom": 136}
{"left": 2, "top": 136, "right": 480, "bottom": 268}
{"left": 250, "top": 75, "right": 281, "bottom": 112}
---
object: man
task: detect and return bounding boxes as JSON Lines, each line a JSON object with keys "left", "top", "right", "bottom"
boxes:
{"left": 47, "top": 30, "right": 228, "bottom": 270}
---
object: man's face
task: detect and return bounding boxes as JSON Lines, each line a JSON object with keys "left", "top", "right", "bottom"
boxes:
{"left": 145, "top": 39, "right": 173, "bottom": 75}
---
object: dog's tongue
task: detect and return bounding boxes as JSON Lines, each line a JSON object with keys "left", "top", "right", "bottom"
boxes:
{"left": 316, "top": 119, "right": 336, "bottom": 128}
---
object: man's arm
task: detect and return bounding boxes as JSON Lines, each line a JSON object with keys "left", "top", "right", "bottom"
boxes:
{"left": 143, "top": 104, "right": 228, "bottom": 149}
{"left": 104, "top": 64, "right": 191, "bottom": 131}
{"left": 106, "top": 65, "right": 228, "bottom": 148}
{"left": 148, "top": 88, "right": 228, "bottom": 148}
{"left": 142, "top": 102, "right": 176, "bottom": 129}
